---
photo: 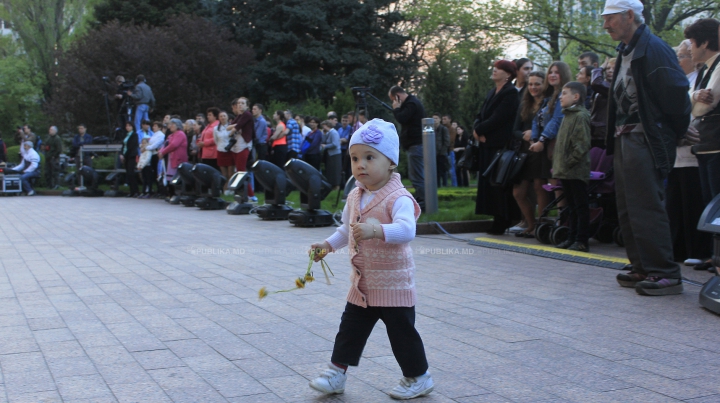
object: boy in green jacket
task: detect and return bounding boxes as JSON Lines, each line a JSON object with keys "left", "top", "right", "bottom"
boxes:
{"left": 553, "top": 82, "right": 591, "bottom": 252}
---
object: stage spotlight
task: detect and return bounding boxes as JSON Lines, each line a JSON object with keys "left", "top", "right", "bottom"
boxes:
{"left": 176, "top": 162, "right": 199, "bottom": 207}
{"left": 697, "top": 193, "right": 720, "bottom": 315}
{"left": 75, "top": 166, "right": 104, "bottom": 197}
{"left": 283, "top": 158, "right": 334, "bottom": 227}
{"left": 191, "top": 163, "right": 227, "bottom": 210}
{"left": 103, "top": 171, "right": 126, "bottom": 197}
{"left": 226, "top": 171, "right": 254, "bottom": 215}
{"left": 250, "top": 160, "right": 293, "bottom": 220}
{"left": 168, "top": 172, "right": 182, "bottom": 204}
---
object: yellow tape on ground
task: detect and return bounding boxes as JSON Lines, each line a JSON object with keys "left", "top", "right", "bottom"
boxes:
{"left": 473, "top": 237, "right": 630, "bottom": 264}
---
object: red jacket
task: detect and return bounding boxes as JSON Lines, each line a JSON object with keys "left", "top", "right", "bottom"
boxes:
{"left": 160, "top": 130, "right": 189, "bottom": 169}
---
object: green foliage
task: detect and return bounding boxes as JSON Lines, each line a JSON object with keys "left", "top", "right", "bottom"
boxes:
{"left": 46, "top": 16, "right": 254, "bottom": 135}
{"left": 6, "top": 145, "right": 20, "bottom": 163}
{"left": 421, "top": 55, "right": 461, "bottom": 117}
{"left": 215, "top": 0, "right": 417, "bottom": 104}
{"left": 0, "top": 0, "right": 91, "bottom": 99}
{"left": 458, "top": 49, "right": 500, "bottom": 131}
{"left": 294, "top": 97, "right": 328, "bottom": 121}
{"left": 330, "top": 88, "right": 357, "bottom": 119}
{"left": 93, "top": 0, "right": 208, "bottom": 27}
{"left": 0, "top": 37, "right": 46, "bottom": 144}
{"left": 265, "top": 100, "right": 290, "bottom": 119}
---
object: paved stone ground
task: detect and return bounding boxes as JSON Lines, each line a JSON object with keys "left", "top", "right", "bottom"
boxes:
{"left": 0, "top": 196, "right": 719, "bottom": 403}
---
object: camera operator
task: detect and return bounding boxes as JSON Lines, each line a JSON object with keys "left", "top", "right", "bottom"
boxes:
{"left": 127, "top": 75, "right": 155, "bottom": 134}
{"left": 112, "top": 76, "right": 133, "bottom": 134}
{"left": 11, "top": 141, "right": 41, "bottom": 196}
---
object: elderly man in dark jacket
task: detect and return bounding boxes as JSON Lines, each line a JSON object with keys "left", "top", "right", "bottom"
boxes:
{"left": 602, "top": 0, "right": 691, "bottom": 295}
{"left": 389, "top": 86, "right": 426, "bottom": 206}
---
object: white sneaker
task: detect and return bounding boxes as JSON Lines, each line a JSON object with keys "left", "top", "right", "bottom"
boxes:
{"left": 249, "top": 196, "right": 258, "bottom": 202}
{"left": 224, "top": 190, "right": 233, "bottom": 196}
{"left": 508, "top": 224, "right": 527, "bottom": 233}
{"left": 309, "top": 364, "right": 346, "bottom": 395}
{"left": 389, "top": 371, "right": 434, "bottom": 400}
{"left": 27, "top": 190, "right": 35, "bottom": 196}
{"left": 684, "top": 258, "right": 703, "bottom": 266}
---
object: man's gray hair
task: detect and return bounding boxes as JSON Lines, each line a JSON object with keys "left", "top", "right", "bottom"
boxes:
{"left": 50, "top": 126, "right": 58, "bottom": 133}
{"left": 24, "top": 141, "right": 34, "bottom": 147}
{"left": 622, "top": 9, "right": 645, "bottom": 24}
{"left": 676, "top": 39, "right": 692, "bottom": 52}
{"left": 185, "top": 119, "right": 196, "bottom": 126}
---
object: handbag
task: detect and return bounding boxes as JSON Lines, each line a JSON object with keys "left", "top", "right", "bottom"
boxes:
{"left": 457, "top": 140, "right": 480, "bottom": 171}
{"left": 482, "top": 148, "right": 527, "bottom": 187}
{"left": 300, "top": 138, "right": 311, "bottom": 157}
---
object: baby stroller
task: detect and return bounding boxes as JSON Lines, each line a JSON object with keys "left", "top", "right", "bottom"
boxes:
{"left": 534, "top": 147, "right": 621, "bottom": 246}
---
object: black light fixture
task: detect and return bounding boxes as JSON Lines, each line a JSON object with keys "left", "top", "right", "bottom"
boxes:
{"left": 167, "top": 172, "right": 182, "bottom": 204}
{"left": 250, "top": 160, "right": 293, "bottom": 220}
{"left": 226, "top": 171, "right": 254, "bottom": 215}
{"left": 176, "top": 162, "right": 199, "bottom": 207}
{"left": 697, "top": 194, "right": 720, "bottom": 315}
{"left": 191, "top": 163, "right": 227, "bottom": 210}
{"left": 283, "top": 158, "right": 334, "bottom": 227}
{"left": 103, "top": 171, "right": 126, "bottom": 197}
{"left": 76, "top": 166, "right": 104, "bottom": 197}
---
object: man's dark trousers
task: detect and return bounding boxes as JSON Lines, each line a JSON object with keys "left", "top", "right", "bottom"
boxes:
{"left": 615, "top": 132, "right": 680, "bottom": 279}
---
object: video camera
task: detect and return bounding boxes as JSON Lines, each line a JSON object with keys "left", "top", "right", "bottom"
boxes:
{"left": 225, "top": 136, "right": 238, "bottom": 152}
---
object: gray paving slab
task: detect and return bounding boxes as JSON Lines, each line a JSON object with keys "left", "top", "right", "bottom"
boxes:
{"left": 1, "top": 196, "right": 719, "bottom": 402}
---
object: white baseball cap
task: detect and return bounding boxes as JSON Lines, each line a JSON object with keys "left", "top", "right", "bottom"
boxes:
{"left": 601, "top": 0, "right": 643, "bottom": 16}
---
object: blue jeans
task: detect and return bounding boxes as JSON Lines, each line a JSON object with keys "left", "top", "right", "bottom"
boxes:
{"left": 134, "top": 104, "right": 150, "bottom": 133}
{"left": 20, "top": 170, "right": 40, "bottom": 193}
{"left": 448, "top": 152, "right": 457, "bottom": 187}
{"left": 697, "top": 153, "right": 720, "bottom": 204}
{"left": 407, "top": 145, "right": 424, "bottom": 201}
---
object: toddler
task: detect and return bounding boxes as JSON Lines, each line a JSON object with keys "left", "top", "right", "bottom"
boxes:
{"left": 137, "top": 137, "right": 153, "bottom": 198}
{"left": 309, "top": 119, "right": 433, "bottom": 400}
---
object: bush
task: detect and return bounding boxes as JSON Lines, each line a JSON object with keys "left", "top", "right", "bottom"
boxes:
{"left": 46, "top": 15, "right": 255, "bottom": 136}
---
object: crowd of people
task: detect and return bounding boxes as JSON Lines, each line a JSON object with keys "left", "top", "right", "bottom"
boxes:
{"left": 4, "top": 0, "right": 718, "bottom": 298}
{"left": 469, "top": 1, "right": 720, "bottom": 296}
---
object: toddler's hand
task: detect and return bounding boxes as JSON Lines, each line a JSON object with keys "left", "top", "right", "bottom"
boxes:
{"left": 310, "top": 242, "right": 331, "bottom": 262}
{"left": 351, "top": 223, "right": 376, "bottom": 243}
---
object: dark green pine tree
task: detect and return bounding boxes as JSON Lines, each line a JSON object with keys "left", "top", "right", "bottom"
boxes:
{"left": 421, "top": 56, "right": 462, "bottom": 117}
{"left": 215, "top": 0, "right": 416, "bottom": 104}
{"left": 93, "top": 0, "right": 209, "bottom": 27}
{"left": 458, "top": 48, "right": 500, "bottom": 130}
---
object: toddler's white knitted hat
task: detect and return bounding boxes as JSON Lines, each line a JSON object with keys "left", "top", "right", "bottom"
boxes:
{"left": 348, "top": 119, "right": 400, "bottom": 165}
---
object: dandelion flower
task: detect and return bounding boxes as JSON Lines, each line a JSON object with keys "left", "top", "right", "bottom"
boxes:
{"left": 258, "top": 287, "right": 268, "bottom": 300}
{"left": 304, "top": 274, "right": 315, "bottom": 283}
{"left": 295, "top": 277, "right": 306, "bottom": 289}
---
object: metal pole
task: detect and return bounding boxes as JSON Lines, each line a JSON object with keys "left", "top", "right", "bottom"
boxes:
{"left": 422, "top": 118, "right": 438, "bottom": 214}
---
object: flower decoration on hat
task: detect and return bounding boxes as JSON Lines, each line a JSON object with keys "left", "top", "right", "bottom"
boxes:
{"left": 361, "top": 125, "right": 384, "bottom": 144}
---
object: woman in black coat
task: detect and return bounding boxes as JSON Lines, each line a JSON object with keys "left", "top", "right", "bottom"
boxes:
{"left": 119, "top": 121, "right": 139, "bottom": 197}
{"left": 474, "top": 60, "right": 522, "bottom": 234}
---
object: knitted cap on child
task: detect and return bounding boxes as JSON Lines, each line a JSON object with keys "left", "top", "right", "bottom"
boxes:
{"left": 348, "top": 119, "right": 400, "bottom": 165}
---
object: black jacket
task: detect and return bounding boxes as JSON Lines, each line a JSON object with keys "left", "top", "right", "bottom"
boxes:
{"left": 606, "top": 25, "right": 691, "bottom": 177}
{"left": 474, "top": 82, "right": 520, "bottom": 149}
{"left": 123, "top": 131, "right": 139, "bottom": 159}
{"left": 392, "top": 94, "right": 425, "bottom": 150}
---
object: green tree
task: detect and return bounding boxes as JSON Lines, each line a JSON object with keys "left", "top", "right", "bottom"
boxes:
{"left": 458, "top": 49, "right": 500, "bottom": 131}
{"left": 93, "top": 0, "right": 208, "bottom": 27}
{"left": 420, "top": 55, "right": 461, "bottom": 117}
{"left": 0, "top": 37, "right": 46, "bottom": 144}
{"left": 215, "top": 0, "right": 416, "bottom": 104}
{"left": 46, "top": 15, "right": 254, "bottom": 135}
{"left": 0, "top": 0, "right": 93, "bottom": 100}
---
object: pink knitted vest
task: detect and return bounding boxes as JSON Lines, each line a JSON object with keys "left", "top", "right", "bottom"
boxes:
{"left": 346, "top": 173, "right": 421, "bottom": 308}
